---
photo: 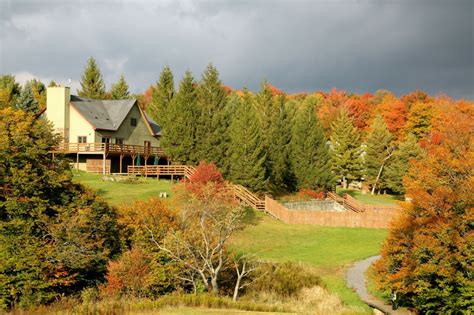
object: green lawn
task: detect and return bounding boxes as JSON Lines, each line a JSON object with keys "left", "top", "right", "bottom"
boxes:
{"left": 73, "top": 172, "right": 386, "bottom": 313}
{"left": 231, "top": 211, "right": 387, "bottom": 312}
{"left": 336, "top": 188, "right": 403, "bottom": 206}
{"left": 72, "top": 171, "right": 175, "bottom": 206}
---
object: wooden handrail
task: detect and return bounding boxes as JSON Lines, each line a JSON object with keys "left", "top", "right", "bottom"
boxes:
{"left": 53, "top": 142, "right": 165, "bottom": 156}
{"left": 327, "top": 192, "right": 365, "bottom": 212}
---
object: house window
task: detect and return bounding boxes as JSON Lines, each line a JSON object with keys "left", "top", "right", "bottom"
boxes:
{"left": 116, "top": 138, "right": 124, "bottom": 145}
{"left": 78, "top": 136, "right": 87, "bottom": 143}
{"left": 131, "top": 118, "right": 137, "bottom": 127}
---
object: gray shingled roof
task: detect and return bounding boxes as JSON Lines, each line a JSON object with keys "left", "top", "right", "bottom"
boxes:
{"left": 143, "top": 111, "right": 161, "bottom": 136}
{"left": 69, "top": 96, "right": 139, "bottom": 132}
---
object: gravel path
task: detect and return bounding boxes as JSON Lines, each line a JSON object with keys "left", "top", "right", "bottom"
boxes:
{"left": 346, "top": 255, "right": 412, "bottom": 315}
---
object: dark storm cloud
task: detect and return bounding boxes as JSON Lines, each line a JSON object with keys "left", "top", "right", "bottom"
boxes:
{"left": 0, "top": 0, "right": 472, "bottom": 99}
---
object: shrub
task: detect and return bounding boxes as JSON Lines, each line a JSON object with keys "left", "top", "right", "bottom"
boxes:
{"left": 249, "top": 262, "right": 322, "bottom": 298}
{"left": 101, "top": 247, "right": 152, "bottom": 298}
{"left": 298, "top": 189, "right": 326, "bottom": 200}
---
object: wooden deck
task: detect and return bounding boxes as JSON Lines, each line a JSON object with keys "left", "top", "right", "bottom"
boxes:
{"left": 53, "top": 142, "right": 165, "bottom": 157}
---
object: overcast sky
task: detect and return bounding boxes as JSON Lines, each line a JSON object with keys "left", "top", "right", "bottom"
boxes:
{"left": 1, "top": 0, "right": 473, "bottom": 99}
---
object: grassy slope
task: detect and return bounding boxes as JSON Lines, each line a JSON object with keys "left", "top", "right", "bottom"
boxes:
{"left": 337, "top": 188, "right": 403, "bottom": 205}
{"left": 231, "top": 212, "right": 387, "bottom": 311}
{"left": 74, "top": 174, "right": 386, "bottom": 313}
{"left": 72, "top": 171, "right": 174, "bottom": 206}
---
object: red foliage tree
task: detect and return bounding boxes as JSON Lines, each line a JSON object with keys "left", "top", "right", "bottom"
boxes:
{"left": 377, "top": 93, "right": 407, "bottom": 138}
{"left": 318, "top": 88, "right": 349, "bottom": 132}
{"left": 344, "top": 93, "right": 373, "bottom": 130}
{"left": 101, "top": 247, "right": 152, "bottom": 298}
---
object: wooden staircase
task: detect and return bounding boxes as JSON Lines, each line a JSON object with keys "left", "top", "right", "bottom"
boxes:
{"left": 232, "top": 184, "right": 266, "bottom": 211}
{"left": 327, "top": 192, "right": 365, "bottom": 212}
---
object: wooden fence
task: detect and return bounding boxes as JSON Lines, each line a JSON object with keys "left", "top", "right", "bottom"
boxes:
{"left": 126, "top": 164, "right": 400, "bottom": 228}
{"left": 265, "top": 196, "right": 401, "bottom": 228}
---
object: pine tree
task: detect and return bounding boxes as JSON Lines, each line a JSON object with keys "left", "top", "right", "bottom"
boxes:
{"left": 364, "top": 114, "right": 393, "bottom": 194}
{"left": 110, "top": 74, "right": 130, "bottom": 100}
{"left": 384, "top": 133, "right": 423, "bottom": 194}
{"left": 330, "top": 109, "right": 364, "bottom": 188}
{"left": 160, "top": 71, "right": 198, "bottom": 164}
{"left": 16, "top": 81, "right": 39, "bottom": 113}
{"left": 149, "top": 66, "right": 174, "bottom": 126}
{"left": 194, "top": 64, "right": 229, "bottom": 168}
{"left": 77, "top": 57, "right": 106, "bottom": 99}
{"left": 228, "top": 90, "right": 268, "bottom": 192}
{"left": 255, "top": 81, "right": 274, "bottom": 135}
{"left": 267, "top": 95, "right": 294, "bottom": 192}
{"left": 291, "top": 102, "right": 334, "bottom": 191}
{"left": 219, "top": 92, "right": 242, "bottom": 177}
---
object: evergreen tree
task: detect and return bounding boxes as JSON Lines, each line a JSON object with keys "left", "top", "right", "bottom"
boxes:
{"left": 194, "top": 64, "right": 229, "bottom": 168}
{"left": 364, "top": 114, "right": 393, "bottom": 194}
{"left": 291, "top": 102, "right": 334, "bottom": 191}
{"left": 219, "top": 92, "right": 242, "bottom": 177}
{"left": 77, "top": 57, "right": 106, "bottom": 99}
{"left": 267, "top": 95, "right": 294, "bottom": 192}
{"left": 228, "top": 90, "right": 268, "bottom": 192}
{"left": 160, "top": 71, "right": 198, "bottom": 164}
{"left": 255, "top": 81, "right": 274, "bottom": 135}
{"left": 16, "top": 81, "right": 39, "bottom": 113}
{"left": 330, "top": 109, "right": 364, "bottom": 188}
{"left": 384, "top": 133, "right": 423, "bottom": 194}
{"left": 48, "top": 80, "right": 57, "bottom": 87}
{"left": 110, "top": 74, "right": 130, "bottom": 100}
{"left": 149, "top": 66, "right": 174, "bottom": 126}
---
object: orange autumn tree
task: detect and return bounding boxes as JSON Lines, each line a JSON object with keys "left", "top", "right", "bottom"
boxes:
{"left": 374, "top": 104, "right": 474, "bottom": 313}
{"left": 377, "top": 92, "right": 408, "bottom": 139}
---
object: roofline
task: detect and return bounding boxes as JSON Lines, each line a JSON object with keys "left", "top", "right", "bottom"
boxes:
{"left": 138, "top": 105, "right": 159, "bottom": 137}
{"left": 69, "top": 102, "right": 98, "bottom": 130}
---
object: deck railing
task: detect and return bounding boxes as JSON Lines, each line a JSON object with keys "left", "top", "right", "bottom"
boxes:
{"left": 53, "top": 142, "right": 165, "bottom": 156}
{"left": 127, "top": 165, "right": 195, "bottom": 177}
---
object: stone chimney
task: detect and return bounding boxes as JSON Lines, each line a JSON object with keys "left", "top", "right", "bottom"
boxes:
{"left": 46, "top": 86, "right": 71, "bottom": 142}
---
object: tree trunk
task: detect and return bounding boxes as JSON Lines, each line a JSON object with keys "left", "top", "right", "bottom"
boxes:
{"left": 211, "top": 277, "right": 219, "bottom": 295}
{"left": 371, "top": 164, "right": 385, "bottom": 195}
{"left": 233, "top": 276, "right": 242, "bottom": 302}
{"left": 342, "top": 175, "right": 347, "bottom": 189}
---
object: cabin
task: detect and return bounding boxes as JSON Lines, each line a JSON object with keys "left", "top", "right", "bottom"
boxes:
{"left": 45, "top": 86, "right": 165, "bottom": 174}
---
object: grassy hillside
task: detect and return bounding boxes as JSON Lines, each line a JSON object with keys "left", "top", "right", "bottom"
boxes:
{"left": 74, "top": 173, "right": 386, "bottom": 313}
{"left": 337, "top": 188, "right": 403, "bottom": 205}
{"left": 72, "top": 171, "right": 175, "bottom": 206}
{"left": 231, "top": 212, "right": 386, "bottom": 311}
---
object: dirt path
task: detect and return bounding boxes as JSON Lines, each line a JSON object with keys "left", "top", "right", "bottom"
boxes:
{"left": 346, "top": 255, "right": 412, "bottom": 315}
